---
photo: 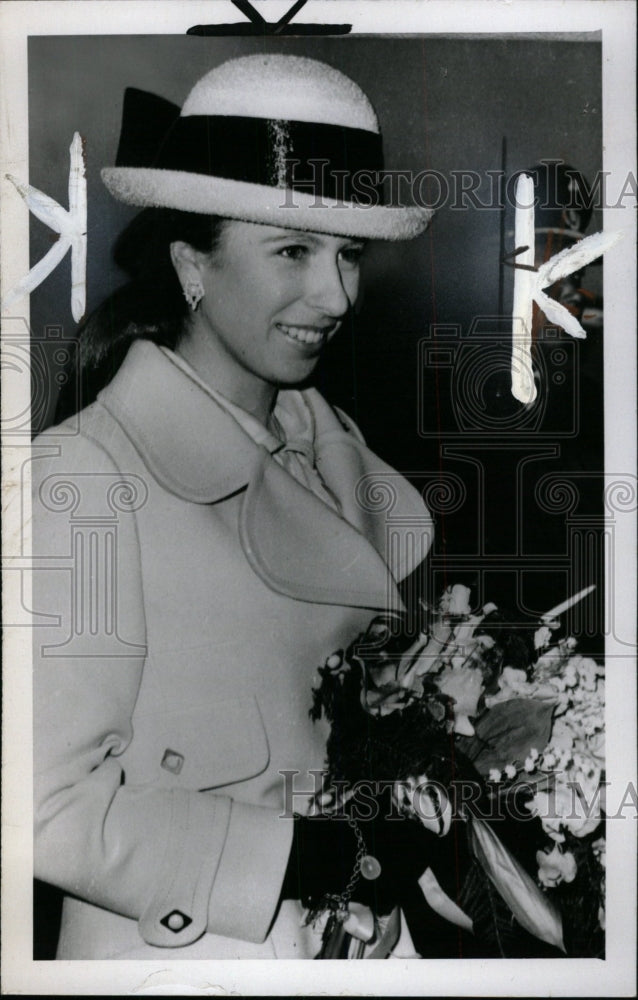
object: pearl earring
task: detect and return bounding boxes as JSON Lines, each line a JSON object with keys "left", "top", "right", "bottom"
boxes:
{"left": 183, "top": 279, "right": 204, "bottom": 311}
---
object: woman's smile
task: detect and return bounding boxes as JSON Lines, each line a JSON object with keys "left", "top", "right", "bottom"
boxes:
{"left": 172, "top": 221, "right": 364, "bottom": 420}
{"left": 275, "top": 319, "right": 341, "bottom": 348}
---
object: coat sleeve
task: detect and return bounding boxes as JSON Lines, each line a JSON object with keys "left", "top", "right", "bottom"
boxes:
{"left": 32, "top": 429, "right": 293, "bottom": 948}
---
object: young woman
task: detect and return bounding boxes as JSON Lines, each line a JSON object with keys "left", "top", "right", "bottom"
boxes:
{"left": 32, "top": 53, "right": 446, "bottom": 959}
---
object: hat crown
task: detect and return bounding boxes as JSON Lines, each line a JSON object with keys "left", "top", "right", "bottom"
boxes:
{"left": 181, "top": 54, "right": 379, "bottom": 133}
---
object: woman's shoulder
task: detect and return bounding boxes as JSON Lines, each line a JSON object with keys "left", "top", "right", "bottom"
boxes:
{"left": 31, "top": 401, "right": 130, "bottom": 483}
{"left": 31, "top": 402, "right": 150, "bottom": 539}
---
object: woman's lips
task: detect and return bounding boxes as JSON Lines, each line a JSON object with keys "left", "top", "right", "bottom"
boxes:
{"left": 275, "top": 321, "right": 339, "bottom": 346}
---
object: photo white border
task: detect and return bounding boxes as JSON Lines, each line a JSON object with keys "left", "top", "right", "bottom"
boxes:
{"left": 1, "top": 1, "right": 636, "bottom": 995}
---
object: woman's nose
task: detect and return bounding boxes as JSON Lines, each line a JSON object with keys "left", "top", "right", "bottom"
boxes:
{"left": 305, "top": 254, "right": 357, "bottom": 318}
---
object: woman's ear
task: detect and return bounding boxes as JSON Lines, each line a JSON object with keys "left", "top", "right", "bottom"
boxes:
{"left": 170, "top": 241, "right": 206, "bottom": 312}
{"left": 170, "top": 240, "right": 202, "bottom": 286}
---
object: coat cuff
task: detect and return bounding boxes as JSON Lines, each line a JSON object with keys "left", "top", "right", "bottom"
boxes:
{"left": 138, "top": 788, "right": 232, "bottom": 947}
{"left": 207, "top": 799, "right": 294, "bottom": 943}
{"left": 137, "top": 791, "right": 293, "bottom": 948}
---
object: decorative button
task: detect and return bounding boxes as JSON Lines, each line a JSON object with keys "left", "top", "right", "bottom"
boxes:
{"left": 161, "top": 749, "right": 184, "bottom": 774}
{"left": 160, "top": 909, "right": 192, "bottom": 933}
{"left": 360, "top": 854, "right": 382, "bottom": 880}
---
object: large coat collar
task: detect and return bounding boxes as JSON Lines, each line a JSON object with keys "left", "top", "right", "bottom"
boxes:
{"left": 98, "top": 340, "right": 432, "bottom": 611}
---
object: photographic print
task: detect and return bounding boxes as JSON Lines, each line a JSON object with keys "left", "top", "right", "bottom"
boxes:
{"left": 1, "top": 1, "right": 635, "bottom": 995}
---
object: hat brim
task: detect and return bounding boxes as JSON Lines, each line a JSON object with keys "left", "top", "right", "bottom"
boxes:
{"left": 101, "top": 168, "right": 433, "bottom": 241}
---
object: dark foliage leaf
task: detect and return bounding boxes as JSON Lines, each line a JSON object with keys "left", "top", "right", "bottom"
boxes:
{"left": 457, "top": 857, "right": 564, "bottom": 957}
{"left": 457, "top": 698, "right": 556, "bottom": 775}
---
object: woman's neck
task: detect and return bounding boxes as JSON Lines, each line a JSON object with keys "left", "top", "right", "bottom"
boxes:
{"left": 176, "top": 327, "right": 277, "bottom": 427}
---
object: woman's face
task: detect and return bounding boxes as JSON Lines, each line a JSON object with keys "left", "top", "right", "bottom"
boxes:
{"left": 181, "top": 220, "right": 364, "bottom": 405}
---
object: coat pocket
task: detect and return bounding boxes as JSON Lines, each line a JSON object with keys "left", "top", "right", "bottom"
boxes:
{"left": 116, "top": 696, "right": 270, "bottom": 790}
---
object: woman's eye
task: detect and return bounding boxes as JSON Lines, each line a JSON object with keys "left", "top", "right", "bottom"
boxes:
{"left": 278, "top": 245, "right": 309, "bottom": 261}
{"left": 339, "top": 245, "right": 365, "bottom": 266}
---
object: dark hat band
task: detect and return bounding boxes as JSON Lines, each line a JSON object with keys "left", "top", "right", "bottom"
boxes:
{"left": 115, "top": 87, "right": 385, "bottom": 206}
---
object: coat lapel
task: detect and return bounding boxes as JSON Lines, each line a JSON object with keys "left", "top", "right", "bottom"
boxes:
{"left": 309, "top": 389, "right": 434, "bottom": 588}
{"left": 99, "top": 340, "right": 265, "bottom": 503}
{"left": 99, "top": 341, "right": 432, "bottom": 613}
{"left": 239, "top": 446, "right": 405, "bottom": 611}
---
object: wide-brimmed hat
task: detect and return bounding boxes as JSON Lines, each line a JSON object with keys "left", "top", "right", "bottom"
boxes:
{"left": 101, "top": 54, "right": 433, "bottom": 241}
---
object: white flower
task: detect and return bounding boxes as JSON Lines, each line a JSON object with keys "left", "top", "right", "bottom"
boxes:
{"left": 489, "top": 769, "right": 502, "bottom": 782}
{"left": 535, "top": 645, "right": 564, "bottom": 674}
{"left": 525, "top": 790, "right": 565, "bottom": 841}
{"left": 556, "top": 750, "right": 572, "bottom": 770}
{"left": 592, "top": 837, "right": 606, "bottom": 868}
{"left": 439, "top": 584, "right": 472, "bottom": 617}
{"left": 524, "top": 756, "right": 536, "bottom": 773}
{"left": 476, "top": 634, "right": 496, "bottom": 649}
{"left": 551, "top": 718, "right": 576, "bottom": 752}
{"left": 504, "top": 764, "right": 517, "bottom": 780}
{"left": 453, "top": 617, "right": 484, "bottom": 647}
{"left": 536, "top": 844, "right": 578, "bottom": 887}
{"left": 534, "top": 625, "right": 552, "bottom": 650}
{"left": 588, "top": 730, "right": 605, "bottom": 762}
{"left": 573, "top": 655, "right": 600, "bottom": 691}
{"left": 528, "top": 781, "right": 603, "bottom": 840}
{"left": 435, "top": 663, "right": 484, "bottom": 736}
{"left": 503, "top": 666, "right": 527, "bottom": 686}
{"left": 484, "top": 666, "right": 531, "bottom": 706}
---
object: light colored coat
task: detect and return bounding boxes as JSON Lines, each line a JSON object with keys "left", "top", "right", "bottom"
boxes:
{"left": 32, "top": 340, "right": 433, "bottom": 959}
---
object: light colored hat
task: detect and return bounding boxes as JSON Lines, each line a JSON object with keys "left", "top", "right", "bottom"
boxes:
{"left": 101, "top": 54, "right": 433, "bottom": 241}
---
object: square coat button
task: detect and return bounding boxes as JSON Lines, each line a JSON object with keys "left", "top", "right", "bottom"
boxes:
{"left": 161, "top": 748, "right": 184, "bottom": 775}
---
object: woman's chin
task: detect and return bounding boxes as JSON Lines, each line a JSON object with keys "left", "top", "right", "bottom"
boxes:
{"left": 269, "top": 357, "right": 323, "bottom": 388}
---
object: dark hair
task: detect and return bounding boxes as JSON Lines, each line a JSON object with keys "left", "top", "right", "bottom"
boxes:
{"left": 55, "top": 208, "right": 227, "bottom": 421}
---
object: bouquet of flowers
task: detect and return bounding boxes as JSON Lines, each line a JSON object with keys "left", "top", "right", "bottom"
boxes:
{"left": 308, "top": 584, "right": 605, "bottom": 958}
